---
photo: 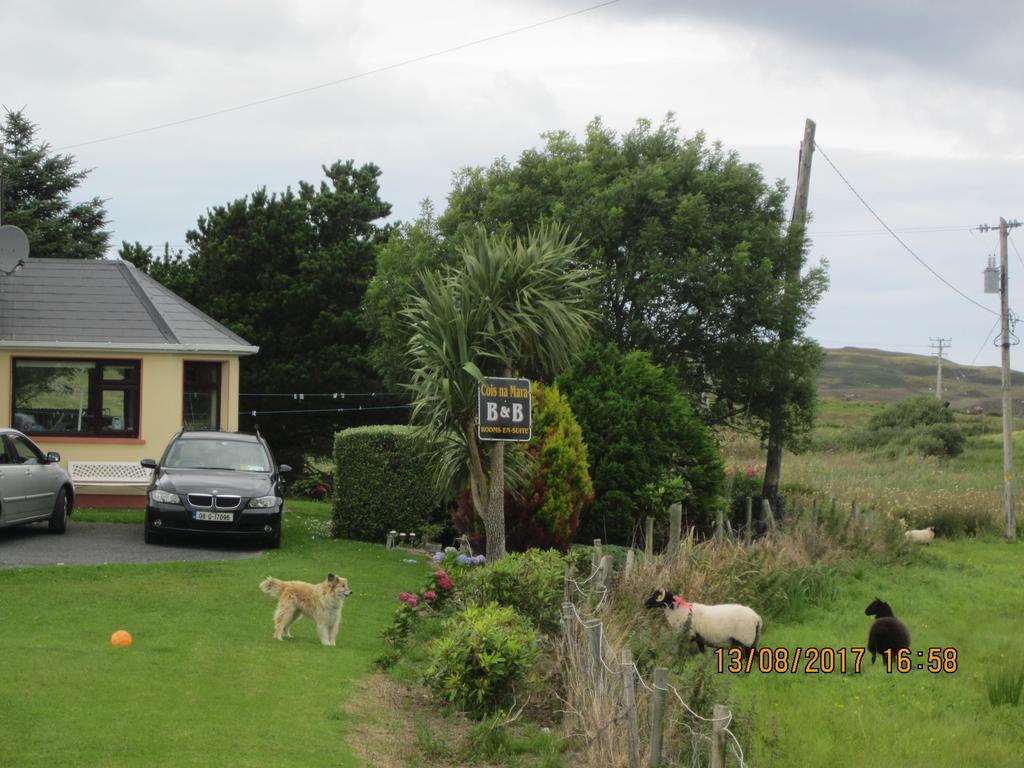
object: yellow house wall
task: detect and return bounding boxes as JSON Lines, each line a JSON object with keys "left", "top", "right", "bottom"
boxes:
{"left": 0, "top": 350, "right": 243, "bottom": 497}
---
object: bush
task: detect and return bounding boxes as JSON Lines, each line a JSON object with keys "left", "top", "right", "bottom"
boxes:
{"left": 894, "top": 422, "right": 966, "bottom": 457}
{"left": 454, "top": 383, "right": 593, "bottom": 552}
{"left": 332, "top": 425, "right": 444, "bottom": 542}
{"left": 424, "top": 603, "right": 540, "bottom": 718}
{"left": 460, "top": 549, "right": 566, "bottom": 633}
{"left": 850, "top": 397, "right": 965, "bottom": 457}
{"left": 557, "top": 343, "right": 724, "bottom": 543}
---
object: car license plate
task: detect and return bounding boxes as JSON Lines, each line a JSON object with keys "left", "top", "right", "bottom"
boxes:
{"left": 193, "top": 511, "right": 233, "bottom": 522}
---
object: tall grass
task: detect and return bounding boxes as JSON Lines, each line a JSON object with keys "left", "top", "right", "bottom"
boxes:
{"left": 557, "top": 514, "right": 905, "bottom": 767}
{"left": 986, "top": 666, "right": 1024, "bottom": 707}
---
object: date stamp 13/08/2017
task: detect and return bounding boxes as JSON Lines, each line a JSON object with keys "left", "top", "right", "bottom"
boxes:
{"left": 714, "top": 646, "right": 959, "bottom": 675}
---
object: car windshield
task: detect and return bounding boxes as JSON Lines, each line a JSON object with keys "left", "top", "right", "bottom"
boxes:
{"left": 163, "top": 439, "right": 271, "bottom": 472}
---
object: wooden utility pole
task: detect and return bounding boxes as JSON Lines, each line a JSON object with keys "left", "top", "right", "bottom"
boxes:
{"left": 981, "top": 218, "right": 1020, "bottom": 540}
{"left": 762, "top": 118, "right": 815, "bottom": 506}
{"left": 929, "top": 337, "right": 951, "bottom": 400}
{"left": 0, "top": 143, "right": 5, "bottom": 225}
{"left": 998, "top": 218, "right": 1017, "bottom": 540}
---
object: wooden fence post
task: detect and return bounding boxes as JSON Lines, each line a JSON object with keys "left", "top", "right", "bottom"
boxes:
{"left": 710, "top": 704, "right": 728, "bottom": 768}
{"left": 592, "top": 539, "right": 603, "bottom": 573}
{"left": 745, "top": 496, "right": 753, "bottom": 542}
{"left": 625, "top": 548, "right": 636, "bottom": 579}
{"left": 645, "top": 517, "right": 654, "bottom": 559}
{"left": 761, "top": 498, "right": 776, "bottom": 533}
{"left": 586, "top": 619, "right": 605, "bottom": 693}
{"left": 563, "top": 563, "right": 574, "bottom": 604}
{"left": 561, "top": 602, "right": 577, "bottom": 737}
{"left": 714, "top": 507, "right": 725, "bottom": 540}
{"left": 668, "top": 503, "right": 682, "bottom": 559}
{"left": 622, "top": 649, "right": 641, "bottom": 768}
{"left": 594, "top": 555, "right": 613, "bottom": 607}
{"left": 648, "top": 667, "right": 667, "bottom": 767}
{"left": 852, "top": 499, "right": 860, "bottom": 524}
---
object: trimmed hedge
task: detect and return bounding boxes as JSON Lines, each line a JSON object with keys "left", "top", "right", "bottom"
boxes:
{"left": 332, "top": 425, "right": 440, "bottom": 542}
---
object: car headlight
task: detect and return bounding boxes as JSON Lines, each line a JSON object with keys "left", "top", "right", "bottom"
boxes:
{"left": 149, "top": 489, "right": 181, "bottom": 504}
{"left": 248, "top": 495, "right": 280, "bottom": 509}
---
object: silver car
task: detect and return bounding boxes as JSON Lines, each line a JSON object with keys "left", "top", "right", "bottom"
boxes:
{"left": 0, "top": 428, "right": 74, "bottom": 534}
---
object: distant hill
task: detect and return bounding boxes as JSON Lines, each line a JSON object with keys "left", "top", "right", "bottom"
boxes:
{"left": 818, "top": 347, "right": 1024, "bottom": 413}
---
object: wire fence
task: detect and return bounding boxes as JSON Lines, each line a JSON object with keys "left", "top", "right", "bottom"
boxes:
{"left": 560, "top": 550, "right": 747, "bottom": 768}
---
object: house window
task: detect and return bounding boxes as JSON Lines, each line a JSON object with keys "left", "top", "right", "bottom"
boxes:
{"left": 12, "top": 359, "right": 140, "bottom": 437}
{"left": 183, "top": 362, "right": 221, "bottom": 430}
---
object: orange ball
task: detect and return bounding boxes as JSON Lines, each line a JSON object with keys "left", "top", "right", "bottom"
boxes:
{"left": 111, "top": 630, "right": 132, "bottom": 647}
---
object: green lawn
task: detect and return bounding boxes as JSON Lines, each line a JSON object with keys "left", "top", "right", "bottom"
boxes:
{"left": 0, "top": 500, "right": 432, "bottom": 767}
{"left": 729, "top": 538, "right": 1024, "bottom": 767}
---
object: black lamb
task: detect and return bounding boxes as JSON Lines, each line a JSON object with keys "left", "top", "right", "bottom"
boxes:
{"left": 865, "top": 597, "right": 911, "bottom": 664}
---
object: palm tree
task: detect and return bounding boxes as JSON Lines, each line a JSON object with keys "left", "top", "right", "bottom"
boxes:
{"left": 404, "top": 223, "right": 596, "bottom": 560}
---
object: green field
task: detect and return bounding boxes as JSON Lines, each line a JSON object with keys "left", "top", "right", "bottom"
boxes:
{"left": 0, "top": 501, "right": 432, "bottom": 768}
{"left": 729, "top": 538, "right": 1024, "bottom": 766}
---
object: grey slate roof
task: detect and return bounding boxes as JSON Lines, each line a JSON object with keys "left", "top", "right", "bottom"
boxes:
{"left": 0, "top": 258, "right": 257, "bottom": 354}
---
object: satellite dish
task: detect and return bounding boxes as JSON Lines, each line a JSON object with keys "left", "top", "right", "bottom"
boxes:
{"left": 0, "top": 225, "right": 29, "bottom": 274}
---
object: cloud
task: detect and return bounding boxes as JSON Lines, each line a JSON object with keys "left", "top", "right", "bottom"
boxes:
{"left": 605, "top": 0, "right": 1024, "bottom": 90}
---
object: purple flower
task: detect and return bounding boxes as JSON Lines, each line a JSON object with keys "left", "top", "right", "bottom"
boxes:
{"left": 432, "top": 551, "right": 445, "bottom": 564}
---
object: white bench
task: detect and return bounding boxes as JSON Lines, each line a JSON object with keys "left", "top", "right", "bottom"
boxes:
{"left": 68, "top": 461, "right": 154, "bottom": 487}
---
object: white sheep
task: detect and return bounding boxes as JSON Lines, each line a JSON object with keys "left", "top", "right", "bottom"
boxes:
{"left": 905, "top": 527, "right": 935, "bottom": 544}
{"left": 644, "top": 589, "right": 762, "bottom": 653}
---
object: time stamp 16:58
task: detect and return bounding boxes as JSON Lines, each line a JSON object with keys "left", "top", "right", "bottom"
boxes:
{"left": 714, "top": 646, "right": 959, "bottom": 675}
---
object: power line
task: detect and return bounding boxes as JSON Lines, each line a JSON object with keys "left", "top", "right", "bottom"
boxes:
{"left": 239, "top": 391, "right": 405, "bottom": 399}
{"left": 813, "top": 141, "right": 999, "bottom": 318}
{"left": 55, "top": 0, "right": 623, "bottom": 151}
{"left": 1010, "top": 232, "right": 1024, "bottom": 273}
{"left": 242, "top": 404, "right": 413, "bottom": 416}
{"left": 972, "top": 318, "right": 1000, "bottom": 364}
{"left": 809, "top": 225, "right": 977, "bottom": 237}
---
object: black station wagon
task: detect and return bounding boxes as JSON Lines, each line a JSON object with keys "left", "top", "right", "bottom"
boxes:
{"left": 141, "top": 430, "right": 291, "bottom": 548}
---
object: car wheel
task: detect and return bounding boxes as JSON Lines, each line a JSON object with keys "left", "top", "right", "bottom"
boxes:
{"left": 47, "top": 488, "right": 69, "bottom": 534}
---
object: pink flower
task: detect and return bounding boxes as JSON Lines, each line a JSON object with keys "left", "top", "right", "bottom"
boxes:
{"left": 435, "top": 570, "right": 454, "bottom": 591}
{"left": 423, "top": 590, "right": 437, "bottom": 603}
{"left": 398, "top": 592, "right": 418, "bottom": 608}
{"left": 745, "top": 465, "right": 755, "bottom": 477}
{"left": 786, "top": 516, "right": 794, "bottom": 525}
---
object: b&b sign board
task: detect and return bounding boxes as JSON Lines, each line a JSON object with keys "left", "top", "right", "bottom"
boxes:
{"left": 477, "top": 377, "right": 531, "bottom": 442}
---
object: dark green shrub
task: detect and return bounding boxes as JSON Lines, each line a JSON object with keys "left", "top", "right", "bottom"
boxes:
{"left": 454, "top": 383, "right": 593, "bottom": 552}
{"left": 849, "top": 397, "right": 965, "bottom": 457}
{"left": 332, "top": 425, "right": 443, "bottom": 542}
{"left": 867, "top": 396, "right": 954, "bottom": 430}
{"left": 557, "top": 343, "right": 724, "bottom": 543}
{"left": 460, "top": 549, "right": 566, "bottom": 633}
{"left": 895, "top": 422, "right": 966, "bottom": 457}
{"left": 424, "top": 603, "right": 540, "bottom": 717}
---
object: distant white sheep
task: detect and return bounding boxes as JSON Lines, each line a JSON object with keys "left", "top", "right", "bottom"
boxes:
{"left": 644, "top": 589, "right": 762, "bottom": 652}
{"left": 905, "top": 527, "right": 935, "bottom": 544}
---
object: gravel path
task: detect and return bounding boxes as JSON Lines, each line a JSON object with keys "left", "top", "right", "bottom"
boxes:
{"left": 0, "top": 520, "right": 262, "bottom": 569}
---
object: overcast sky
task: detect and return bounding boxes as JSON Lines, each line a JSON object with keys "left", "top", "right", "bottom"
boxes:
{"left": 4, "top": 0, "right": 1023, "bottom": 368}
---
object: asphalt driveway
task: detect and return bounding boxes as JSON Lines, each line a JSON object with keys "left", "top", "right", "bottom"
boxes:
{"left": 0, "top": 520, "right": 263, "bottom": 568}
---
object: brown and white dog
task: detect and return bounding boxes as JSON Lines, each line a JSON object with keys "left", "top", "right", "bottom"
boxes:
{"left": 259, "top": 573, "right": 352, "bottom": 646}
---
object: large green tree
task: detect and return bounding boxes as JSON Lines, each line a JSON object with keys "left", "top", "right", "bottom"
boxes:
{"left": 439, "top": 115, "right": 827, "bottom": 453}
{"left": 557, "top": 343, "right": 723, "bottom": 543}
{"left": 0, "top": 109, "right": 109, "bottom": 258}
{"left": 404, "top": 223, "right": 596, "bottom": 560}
{"left": 362, "top": 200, "right": 457, "bottom": 390}
{"left": 150, "top": 160, "right": 393, "bottom": 466}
